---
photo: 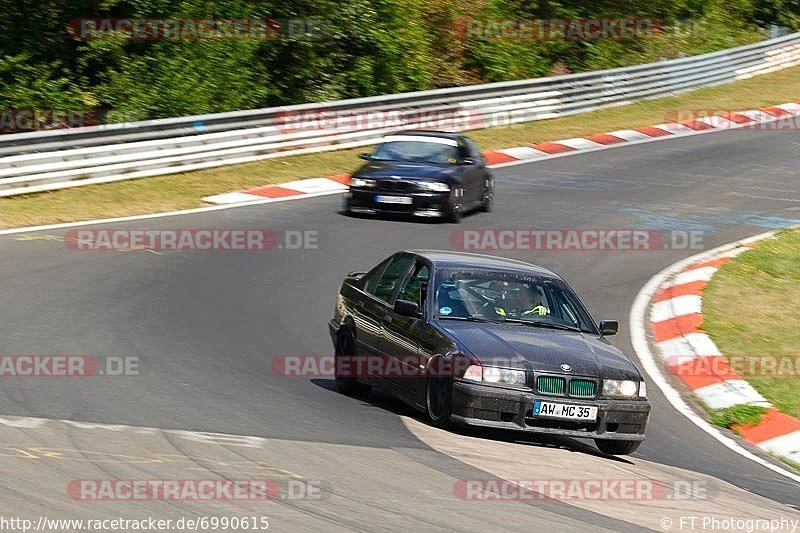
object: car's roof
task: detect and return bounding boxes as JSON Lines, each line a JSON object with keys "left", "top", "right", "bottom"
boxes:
{"left": 383, "top": 130, "right": 463, "bottom": 140}
{"left": 406, "top": 250, "right": 561, "bottom": 278}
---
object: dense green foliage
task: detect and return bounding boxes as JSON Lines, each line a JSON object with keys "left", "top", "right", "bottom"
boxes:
{"left": 0, "top": 0, "right": 797, "bottom": 121}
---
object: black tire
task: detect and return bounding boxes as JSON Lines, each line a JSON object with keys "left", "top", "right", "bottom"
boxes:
{"left": 594, "top": 439, "right": 641, "bottom": 455}
{"left": 334, "top": 329, "right": 371, "bottom": 396}
{"left": 445, "top": 187, "right": 464, "bottom": 223}
{"left": 426, "top": 358, "right": 453, "bottom": 428}
{"left": 479, "top": 179, "right": 494, "bottom": 213}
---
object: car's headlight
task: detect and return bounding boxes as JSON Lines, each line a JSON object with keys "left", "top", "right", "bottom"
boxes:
{"left": 603, "top": 379, "right": 644, "bottom": 398}
{"left": 463, "top": 365, "right": 525, "bottom": 386}
{"left": 350, "top": 177, "right": 376, "bottom": 188}
{"left": 417, "top": 181, "right": 450, "bottom": 192}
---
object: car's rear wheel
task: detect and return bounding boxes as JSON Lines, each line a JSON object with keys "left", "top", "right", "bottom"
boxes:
{"left": 445, "top": 187, "right": 463, "bottom": 223}
{"left": 594, "top": 439, "right": 641, "bottom": 455}
{"left": 426, "top": 358, "right": 453, "bottom": 428}
{"left": 335, "top": 329, "right": 371, "bottom": 396}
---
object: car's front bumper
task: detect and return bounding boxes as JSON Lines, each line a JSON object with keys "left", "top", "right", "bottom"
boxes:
{"left": 345, "top": 189, "right": 450, "bottom": 217}
{"left": 452, "top": 380, "right": 650, "bottom": 440}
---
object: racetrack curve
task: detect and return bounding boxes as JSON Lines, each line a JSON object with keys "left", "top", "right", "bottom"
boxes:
{"left": 0, "top": 126, "right": 799, "bottom": 530}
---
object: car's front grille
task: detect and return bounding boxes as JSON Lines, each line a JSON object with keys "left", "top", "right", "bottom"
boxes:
{"left": 375, "top": 179, "right": 417, "bottom": 192}
{"left": 569, "top": 379, "right": 596, "bottom": 398}
{"left": 537, "top": 376, "right": 565, "bottom": 395}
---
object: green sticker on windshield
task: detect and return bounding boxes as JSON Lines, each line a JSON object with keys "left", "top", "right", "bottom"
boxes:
{"left": 439, "top": 306, "right": 452, "bottom": 315}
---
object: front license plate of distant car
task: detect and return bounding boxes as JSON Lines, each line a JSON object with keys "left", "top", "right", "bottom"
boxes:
{"left": 533, "top": 400, "right": 598, "bottom": 421}
{"left": 375, "top": 195, "right": 413, "bottom": 205}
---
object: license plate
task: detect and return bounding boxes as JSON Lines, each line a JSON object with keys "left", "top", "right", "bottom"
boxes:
{"left": 375, "top": 195, "right": 413, "bottom": 205}
{"left": 533, "top": 400, "right": 598, "bottom": 421}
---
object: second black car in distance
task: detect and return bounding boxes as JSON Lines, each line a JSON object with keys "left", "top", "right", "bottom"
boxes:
{"left": 344, "top": 131, "right": 494, "bottom": 222}
{"left": 328, "top": 250, "right": 651, "bottom": 455}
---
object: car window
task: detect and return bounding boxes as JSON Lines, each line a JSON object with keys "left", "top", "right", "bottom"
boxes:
{"left": 397, "top": 263, "right": 430, "bottom": 308}
{"left": 362, "top": 257, "right": 391, "bottom": 295}
{"left": 465, "top": 139, "right": 483, "bottom": 160}
{"left": 373, "top": 255, "right": 415, "bottom": 303}
{"left": 434, "top": 268, "right": 598, "bottom": 333}
{"left": 372, "top": 138, "right": 459, "bottom": 165}
{"left": 457, "top": 139, "right": 469, "bottom": 160}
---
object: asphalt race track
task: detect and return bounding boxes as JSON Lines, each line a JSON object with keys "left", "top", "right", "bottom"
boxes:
{"left": 0, "top": 127, "right": 798, "bottom": 530}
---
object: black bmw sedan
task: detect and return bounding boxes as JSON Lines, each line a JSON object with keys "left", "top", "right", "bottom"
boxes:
{"left": 343, "top": 131, "right": 494, "bottom": 222}
{"left": 328, "top": 250, "right": 651, "bottom": 455}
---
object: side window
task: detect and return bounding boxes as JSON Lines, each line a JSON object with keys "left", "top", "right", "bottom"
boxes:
{"left": 373, "top": 255, "right": 415, "bottom": 303}
{"left": 362, "top": 258, "right": 391, "bottom": 295}
{"left": 466, "top": 139, "right": 483, "bottom": 161}
{"left": 457, "top": 139, "right": 470, "bottom": 160}
{"left": 397, "top": 263, "right": 430, "bottom": 307}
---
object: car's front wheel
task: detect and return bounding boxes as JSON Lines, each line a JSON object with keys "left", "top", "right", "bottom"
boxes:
{"left": 335, "top": 329, "right": 371, "bottom": 396}
{"left": 594, "top": 439, "right": 641, "bottom": 455}
{"left": 480, "top": 179, "right": 494, "bottom": 213}
{"left": 445, "top": 187, "right": 464, "bottom": 223}
{"left": 426, "top": 358, "right": 453, "bottom": 428}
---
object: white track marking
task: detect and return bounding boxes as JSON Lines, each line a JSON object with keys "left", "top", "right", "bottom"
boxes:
{"left": 630, "top": 229, "right": 800, "bottom": 484}
{"left": 660, "top": 266, "right": 718, "bottom": 288}
{"left": 656, "top": 332, "right": 722, "bottom": 361}
{"left": 693, "top": 380, "right": 771, "bottom": 410}
{"left": 497, "top": 147, "right": 549, "bottom": 160}
{"left": 650, "top": 295, "right": 702, "bottom": 322}
{"left": 759, "top": 431, "right": 800, "bottom": 464}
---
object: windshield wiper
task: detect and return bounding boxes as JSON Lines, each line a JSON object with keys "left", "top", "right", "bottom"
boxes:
{"left": 503, "top": 318, "right": 583, "bottom": 332}
{"left": 437, "top": 316, "right": 505, "bottom": 324}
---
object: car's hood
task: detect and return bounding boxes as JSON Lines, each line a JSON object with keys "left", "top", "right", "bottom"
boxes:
{"left": 435, "top": 321, "right": 641, "bottom": 379}
{"left": 355, "top": 161, "right": 458, "bottom": 181}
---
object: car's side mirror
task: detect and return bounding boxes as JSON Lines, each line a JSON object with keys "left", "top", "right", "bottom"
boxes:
{"left": 599, "top": 320, "right": 619, "bottom": 336}
{"left": 460, "top": 157, "right": 476, "bottom": 165}
{"left": 394, "top": 299, "right": 420, "bottom": 318}
{"left": 359, "top": 152, "right": 372, "bottom": 160}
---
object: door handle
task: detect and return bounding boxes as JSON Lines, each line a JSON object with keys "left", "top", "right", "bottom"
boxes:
{"left": 356, "top": 301, "right": 365, "bottom": 309}
{"left": 383, "top": 315, "right": 393, "bottom": 324}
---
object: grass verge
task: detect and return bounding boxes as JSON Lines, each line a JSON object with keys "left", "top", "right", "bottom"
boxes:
{"left": 708, "top": 405, "right": 769, "bottom": 430}
{"left": 2, "top": 65, "right": 800, "bottom": 229}
{"left": 703, "top": 228, "right": 800, "bottom": 419}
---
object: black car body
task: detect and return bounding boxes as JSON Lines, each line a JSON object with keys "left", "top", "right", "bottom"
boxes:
{"left": 344, "top": 131, "right": 494, "bottom": 222}
{"left": 328, "top": 250, "right": 651, "bottom": 455}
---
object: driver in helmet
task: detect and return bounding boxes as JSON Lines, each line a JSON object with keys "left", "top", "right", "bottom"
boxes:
{"left": 520, "top": 286, "right": 550, "bottom": 317}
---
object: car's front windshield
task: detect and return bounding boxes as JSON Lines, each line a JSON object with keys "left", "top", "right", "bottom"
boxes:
{"left": 434, "top": 268, "right": 598, "bottom": 334}
{"left": 371, "top": 136, "right": 459, "bottom": 165}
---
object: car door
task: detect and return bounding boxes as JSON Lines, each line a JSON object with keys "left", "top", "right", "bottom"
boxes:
{"left": 465, "top": 137, "right": 490, "bottom": 204}
{"left": 381, "top": 259, "right": 431, "bottom": 403}
{"left": 350, "top": 257, "right": 392, "bottom": 362}
{"left": 365, "top": 253, "right": 415, "bottom": 388}
{"left": 458, "top": 137, "right": 484, "bottom": 205}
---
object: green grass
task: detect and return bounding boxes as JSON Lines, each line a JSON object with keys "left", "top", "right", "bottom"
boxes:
{"left": 708, "top": 404, "right": 769, "bottom": 429}
{"left": 2, "top": 65, "right": 800, "bottom": 229}
{"left": 703, "top": 228, "right": 800, "bottom": 419}
{"left": 782, "top": 458, "right": 800, "bottom": 471}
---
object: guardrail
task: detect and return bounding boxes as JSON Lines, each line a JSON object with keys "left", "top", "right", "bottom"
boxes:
{"left": 1, "top": 32, "right": 799, "bottom": 197}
